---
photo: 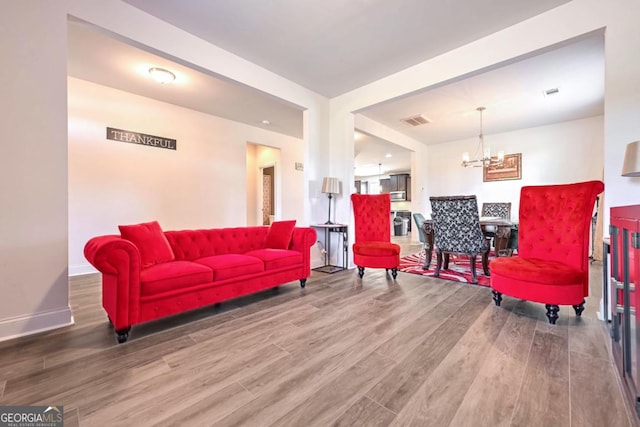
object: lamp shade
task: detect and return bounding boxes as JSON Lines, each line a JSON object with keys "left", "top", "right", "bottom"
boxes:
{"left": 622, "top": 141, "right": 640, "bottom": 177}
{"left": 321, "top": 177, "right": 340, "bottom": 194}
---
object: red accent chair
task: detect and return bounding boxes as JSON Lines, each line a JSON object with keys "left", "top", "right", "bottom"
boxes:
{"left": 351, "top": 193, "right": 401, "bottom": 279}
{"left": 490, "top": 180, "right": 604, "bottom": 324}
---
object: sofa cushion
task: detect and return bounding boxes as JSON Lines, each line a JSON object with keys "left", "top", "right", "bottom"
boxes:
{"left": 119, "top": 220, "right": 175, "bottom": 267}
{"left": 140, "top": 261, "right": 213, "bottom": 296}
{"left": 265, "top": 220, "right": 296, "bottom": 249}
{"left": 195, "top": 254, "right": 264, "bottom": 281}
{"left": 245, "top": 249, "right": 302, "bottom": 270}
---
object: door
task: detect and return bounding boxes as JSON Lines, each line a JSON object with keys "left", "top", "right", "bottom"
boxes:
{"left": 260, "top": 165, "right": 275, "bottom": 225}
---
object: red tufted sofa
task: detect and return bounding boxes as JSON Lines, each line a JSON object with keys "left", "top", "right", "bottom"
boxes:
{"left": 84, "top": 221, "right": 316, "bottom": 343}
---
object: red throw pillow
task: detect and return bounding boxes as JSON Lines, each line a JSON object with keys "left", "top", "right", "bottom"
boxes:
{"left": 118, "top": 221, "right": 175, "bottom": 267}
{"left": 265, "top": 220, "right": 296, "bottom": 249}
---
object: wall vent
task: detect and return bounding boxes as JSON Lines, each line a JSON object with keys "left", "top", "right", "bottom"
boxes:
{"left": 402, "top": 114, "right": 431, "bottom": 127}
{"left": 543, "top": 87, "right": 560, "bottom": 96}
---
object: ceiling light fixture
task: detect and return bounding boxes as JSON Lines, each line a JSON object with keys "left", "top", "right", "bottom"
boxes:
{"left": 261, "top": 120, "right": 271, "bottom": 125}
{"left": 148, "top": 67, "right": 176, "bottom": 84}
{"left": 462, "top": 107, "right": 504, "bottom": 168}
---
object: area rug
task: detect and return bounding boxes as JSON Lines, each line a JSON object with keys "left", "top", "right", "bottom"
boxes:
{"left": 398, "top": 251, "right": 494, "bottom": 287}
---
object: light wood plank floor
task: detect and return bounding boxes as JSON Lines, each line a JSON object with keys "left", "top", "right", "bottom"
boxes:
{"left": 0, "top": 237, "right": 636, "bottom": 426}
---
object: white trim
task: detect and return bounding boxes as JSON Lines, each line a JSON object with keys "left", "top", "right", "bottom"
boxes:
{"left": 0, "top": 308, "right": 74, "bottom": 343}
{"left": 69, "top": 264, "right": 98, "bottom": 276}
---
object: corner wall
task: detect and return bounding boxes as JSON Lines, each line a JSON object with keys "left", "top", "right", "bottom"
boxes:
{"left": 0, "top": 3, "right": 72, "bottom": 339}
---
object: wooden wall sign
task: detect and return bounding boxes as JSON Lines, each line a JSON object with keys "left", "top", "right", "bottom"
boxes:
{"left": 106, "top": 127, "right": 176, "bottom": 151}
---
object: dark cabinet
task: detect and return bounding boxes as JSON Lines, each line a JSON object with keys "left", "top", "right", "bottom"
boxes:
{"left": 355, "top": 180, "right": 361, "bottom": 194}
{"left": 610, "top": 204, "right": 640, "bottom": 418}
{"left": 389, "top": 174, "right": 411, "bottom": 201}
{"left": 380, "top": 178, "right": 391, "bottom": 193}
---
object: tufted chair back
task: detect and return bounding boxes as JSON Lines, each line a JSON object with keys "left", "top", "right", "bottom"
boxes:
{"left": 518, "top": 181, "right": 601, "bottom": 272}
{"left": 481, "top": 202, "right": 511, "bottom": 219}
{"left": 351, "top": 193, "right": 392, "bottom": 244}
{"left": 430, "top": 196, "right": 488, "bottom": 255}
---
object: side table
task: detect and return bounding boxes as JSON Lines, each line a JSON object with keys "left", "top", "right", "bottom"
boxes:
{"left": 311, "top": 224, "right": 348, "bottom": 273}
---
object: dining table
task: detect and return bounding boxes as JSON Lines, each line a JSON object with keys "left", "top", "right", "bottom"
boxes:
{"left": 420, "top": 216, "right": 516, "bottom": 269}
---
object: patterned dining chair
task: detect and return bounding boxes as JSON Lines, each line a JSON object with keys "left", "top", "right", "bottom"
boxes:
{"left": 481, "top": 202, "right": 512, "bottom": 255}
{"left": 429, "top": 195, "right": 490, "bottom": 284}
{"left": 481, "top": 202, "right": 512, "bottom": 219}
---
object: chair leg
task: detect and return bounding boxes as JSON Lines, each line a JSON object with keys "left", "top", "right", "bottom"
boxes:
{"left": 434, "top": 250, "right": 443, "bottom": 278}
{"left": 469, "top": 255, "right": 478, "bottom": 284}
{"left": 481, "top": 249, "right": 490, "bottom": 276}
{"left": 573, "top": 300, "right": 586, "bottom": 317}
{"left": 443, "top": 253, "right": 450, "bottom": 269}
{"left": 357, "top": 266, "right": 364, "bottom": 278}
{"left": 492, "top": 290, "right": 502, "bottom": 306}
{"left": 545, "top": 304, "right": 560, "bottom": 324}
{"left": 391, "top": 268, "right": 398, "bottom": 280}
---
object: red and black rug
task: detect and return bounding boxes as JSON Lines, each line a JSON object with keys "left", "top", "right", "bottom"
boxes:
{"left": 399, "top": 251, "right": 495, "bottom": 287}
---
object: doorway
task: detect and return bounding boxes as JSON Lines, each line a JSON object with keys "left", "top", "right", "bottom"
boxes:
{"left": 261, "top": 165, "right": 275, "bottom": 225}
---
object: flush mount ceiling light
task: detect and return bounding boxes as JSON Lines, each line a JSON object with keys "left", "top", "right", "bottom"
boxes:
{"left": 148, "top": 67, "right": 176, "bottom": 84}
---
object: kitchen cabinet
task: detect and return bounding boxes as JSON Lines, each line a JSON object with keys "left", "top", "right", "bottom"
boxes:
{"left": 380, "top": 178, "right": 391, "bottom": 194}
{"left": 355, "top": 180, "right": 361, "bottom": 194}
{"left": 389, "top": 174, "right": 411, "bottom": 201}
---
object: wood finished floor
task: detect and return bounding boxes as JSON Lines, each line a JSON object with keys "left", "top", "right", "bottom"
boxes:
{"left": 0, "top": 237, "right": 636, "bottom": 426}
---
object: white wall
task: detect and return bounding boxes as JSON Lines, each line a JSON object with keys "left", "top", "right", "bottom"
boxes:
{"left": 0, "top": 3, "right": 73, "bottom": 340}
{"left": 68, "top": 78, "right": 303, "bottom": 275}
{"left": 246, "top": 144, "right": 258, "bottom": 226}
{"left": 426, "top": 116, "right": 604, "bottom": 218}
{"left": 328, "top": 0, "right": 640, "bottom": 240}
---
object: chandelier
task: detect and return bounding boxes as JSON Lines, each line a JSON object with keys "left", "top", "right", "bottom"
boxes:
{"left": 461, "top": 107, "right": 504, "bottom": 168}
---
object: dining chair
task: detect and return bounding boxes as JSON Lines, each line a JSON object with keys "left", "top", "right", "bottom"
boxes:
{"left": 413, "top": 212, "right": 427, "bottom": 263}
{"left": 490, "top": 180, "right": 604, "bottom": 324}
{"left": 481, "top": 202, "right": 511, "bottom": 255}
{"left": 429, "top": 195, "right": 490, "bottom": 284}
{"left": 481, "top": 202, "right": 512, "bottom": 219}
{"left": 351, "top": 193, "right": 401, "bottom": 279}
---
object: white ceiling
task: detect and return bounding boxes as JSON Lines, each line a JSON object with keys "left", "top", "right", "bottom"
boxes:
{"left": 67, "top": 1, "right": 604, "bottom": 174}
{"left": 123, "top": 0, "right": 572, "bottom": 98}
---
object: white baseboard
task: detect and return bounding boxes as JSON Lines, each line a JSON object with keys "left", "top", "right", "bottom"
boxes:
{"left": 0, "top": 307, "right": 74, "bottom": 343}
{"left": 69, "top": 264, "right": 97, "bottom": 276}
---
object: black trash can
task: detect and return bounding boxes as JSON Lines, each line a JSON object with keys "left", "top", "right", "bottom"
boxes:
{"left": 393, "top": 216, "right": 404, "bottom": 236}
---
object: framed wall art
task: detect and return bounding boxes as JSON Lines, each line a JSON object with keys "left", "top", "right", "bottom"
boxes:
{"left": 483, "top": 153, "right": 522, "bottom": 182}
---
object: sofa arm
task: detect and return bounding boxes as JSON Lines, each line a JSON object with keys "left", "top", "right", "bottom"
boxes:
{"left": 290, "top": 227, "right": 317, "bottom": 277}
{"left": 84, "top": 235, "right": 142, "bottom": 329}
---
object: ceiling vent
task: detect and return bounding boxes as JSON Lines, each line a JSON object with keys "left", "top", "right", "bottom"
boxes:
{"left": 402, "top": 114, "right": 431, "bottom": 127}
{"left": 543, "top": 87, "right": 560, "bottom": 97}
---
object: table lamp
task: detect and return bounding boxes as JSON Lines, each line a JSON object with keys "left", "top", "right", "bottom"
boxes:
{"left": 321, "top": 177, "right": 340, "bottom": 224}
{"left": 622, "top": 141, "right": 640, "bottom": 176}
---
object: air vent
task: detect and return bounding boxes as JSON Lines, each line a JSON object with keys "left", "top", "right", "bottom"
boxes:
{"left": 402, "top": 114, "right": 431, "bottom": 127}
{"left": 543, "top": 87, "right": 560, "bottom": 96}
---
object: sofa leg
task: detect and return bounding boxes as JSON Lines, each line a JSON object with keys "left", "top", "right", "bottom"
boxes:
{"left": 545, "top": 304, "right": 560, "bottom": 324}
{"left": 492, "top": 290, "right": 502, "bottom": 306}
{"left": 573, "top": 300, "right": 585, "bottom": 317}
{"left": 299, "top": 278, "right": 306, "bottom": 288}
{"left": 116, "top": 327, "right": 131, "bottom": 344}
{"left": 391, "top": 268, "right": 398, "bottom": 280}
{"left": 357, "top": 267, "right": 365, "bottom": 279}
